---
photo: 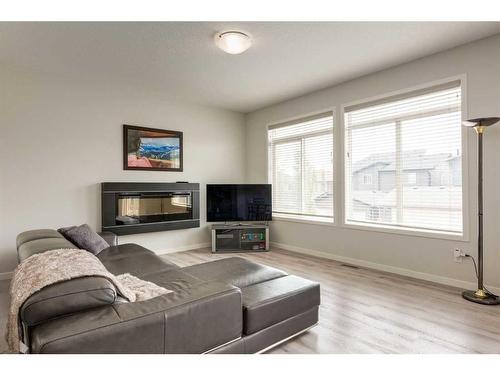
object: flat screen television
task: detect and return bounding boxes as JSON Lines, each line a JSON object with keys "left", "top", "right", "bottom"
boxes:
{"left": 207, "top": 184, "right": 272, "bottom": 222}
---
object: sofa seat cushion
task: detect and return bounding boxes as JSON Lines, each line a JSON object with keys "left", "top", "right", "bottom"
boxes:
{"left": 141, "top": 269, "right": 203, "bottom": 294}
{"left": 97, "top": 244, "right": 178, "bottom": 277}
{"left": 241, "top": 275, "right": 320, "bottom": 335}
{"left": 181, "top": 257, "right": 287, "bottom": 289}
{"left": 21, "top": 276, "right": 117, "bottom": 326}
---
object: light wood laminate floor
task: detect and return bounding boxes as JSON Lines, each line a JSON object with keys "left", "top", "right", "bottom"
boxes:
{"left": 165, "top": 248, "right": 500, "bottom": 354}
{"left": 1, "top": 247, "right": 500, "bottom": 353}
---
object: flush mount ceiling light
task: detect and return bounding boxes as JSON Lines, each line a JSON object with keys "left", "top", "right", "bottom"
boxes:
{"left": 214, "top": 31, "right": 252, "bottom": 54}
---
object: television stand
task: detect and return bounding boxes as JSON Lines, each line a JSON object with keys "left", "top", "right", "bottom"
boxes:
{"left": 211, "top": 223, "right": 269, "bottom": 253}
{"left": 224, "top": 222, "right": 254, "bottom": 227}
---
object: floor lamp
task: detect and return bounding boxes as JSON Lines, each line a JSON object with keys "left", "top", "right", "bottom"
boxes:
{"left": 462, "top": 117, "right": 500, "bottom": 305}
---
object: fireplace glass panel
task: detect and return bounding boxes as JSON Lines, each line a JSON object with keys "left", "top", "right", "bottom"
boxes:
{"left": 116, "top": 193, "right": 192, "bottom": 225}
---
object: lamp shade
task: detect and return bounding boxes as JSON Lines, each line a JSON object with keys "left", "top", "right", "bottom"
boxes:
{"left": 462, "top": 117, "right": 500, "bottom": 128}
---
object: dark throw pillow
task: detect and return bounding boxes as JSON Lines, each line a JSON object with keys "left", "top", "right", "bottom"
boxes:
{"left": 59, "top": 224, "right": 109, "bottom": 255}
{"left": 57, "top": 225, "right": 77, "bottom": 242}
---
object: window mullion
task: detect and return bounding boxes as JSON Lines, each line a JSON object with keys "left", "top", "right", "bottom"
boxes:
{"left": 300, "top": 137, "right": 305, "bottom": 214}
{"left": 395, "top": 120, "right": 403, "bottom": 224}
{"left": 345, "top": 127, "right": 352, "bottom": 224}
{"left": 272, "top": 143, "right": 277, "bottom": 209}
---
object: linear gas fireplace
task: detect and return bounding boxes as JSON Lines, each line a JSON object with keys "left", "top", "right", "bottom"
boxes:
{"left": 101, "top": 182, "right": 200, "bottom": 235}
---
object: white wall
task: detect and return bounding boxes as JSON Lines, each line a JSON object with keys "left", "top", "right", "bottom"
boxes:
{"left": 0, "top": 65, "right": 246, "bottom": 275}
{"left": 245, "top": 34, "right": 500, "bottom": 291}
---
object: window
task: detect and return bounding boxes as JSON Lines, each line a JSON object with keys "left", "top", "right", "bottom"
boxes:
{"left": 362, "top": 174, "right": 373, "bottom": 185}
{"left": 268, "top": 112, "right": 334, "bottom": 223}
{"left": 344, "top": 81, "right": 463, "bottom": 234}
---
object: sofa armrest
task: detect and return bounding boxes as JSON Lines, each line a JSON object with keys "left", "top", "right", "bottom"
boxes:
{"left": 161, "top": 282, "right": 243, "bottom": 353}
{"left": 20, "top": 276, "right": 117, "bottom": 326}
{"left": 98, "top": 231, "right": 117, "bottom": 247}
{"left": 30, "top": 281, "right": 242, "bottom": 353}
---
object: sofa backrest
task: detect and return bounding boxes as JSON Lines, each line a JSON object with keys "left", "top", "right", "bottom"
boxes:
{"left": 16, "top": 229, "right": 117, "bottom": 263}
{"left": 17, "top": 229, "right": 76, "bottom": 263}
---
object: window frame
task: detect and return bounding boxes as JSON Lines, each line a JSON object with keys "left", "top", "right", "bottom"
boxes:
{"left": 339, "top": 75, "right": 470, "bottom": 242}
{"left": 266, "top": 108, "right": 336, "bottom": 225}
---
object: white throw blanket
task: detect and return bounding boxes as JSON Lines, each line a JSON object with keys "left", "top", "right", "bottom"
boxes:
{"left": 6, "top": 248, "right": 172, "bottom": 353}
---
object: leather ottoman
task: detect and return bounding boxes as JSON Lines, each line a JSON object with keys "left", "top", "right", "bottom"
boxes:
{"left": 241, "top": 275, "right": 320, "bottom": 335}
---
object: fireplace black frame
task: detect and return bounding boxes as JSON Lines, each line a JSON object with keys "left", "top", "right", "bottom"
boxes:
{"left": 101, "top": 182, "right": 200, "bottom": 235}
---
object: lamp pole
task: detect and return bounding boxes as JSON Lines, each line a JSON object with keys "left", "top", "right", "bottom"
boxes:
{"left": 462, "top": 117, "right": 500, "bottom": 305}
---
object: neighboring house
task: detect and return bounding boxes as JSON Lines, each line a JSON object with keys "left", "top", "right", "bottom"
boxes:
{"left": 276, "top": 168, "right": 333, "bottom": 216}
{"left": 445, "top": 155, "right": 462, "bottom": 186}
{"left": 352, "top": 150, "right": 461, "bottom": 191}
{"left": 352, "top": 161, "right": 390, "bottom": 191}
{"left": 350, "top": 190, "right": 392, "bottom": 222}
{"left": 349, "top": 150, "right": 462, "bottom": 230}
{"left": 350, "top": 151, "right": 397, "bottom": 192}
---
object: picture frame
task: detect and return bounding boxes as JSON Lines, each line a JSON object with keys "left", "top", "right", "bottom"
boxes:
{"left": 123, "top": 124, "right": 183, "bottom": 171}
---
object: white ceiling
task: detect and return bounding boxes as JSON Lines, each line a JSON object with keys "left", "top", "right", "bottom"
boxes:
{"left": 0, "top": 22, "right": 499, "bottom": 113}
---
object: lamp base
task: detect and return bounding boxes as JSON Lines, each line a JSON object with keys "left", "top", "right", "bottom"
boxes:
{"left": 462, "top": 289, "right": 500, "bottom": 305}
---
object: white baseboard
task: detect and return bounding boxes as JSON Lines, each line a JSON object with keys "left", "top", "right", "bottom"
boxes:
{"left": 271, "top": 241, "right": 500, "bottom": 296}
{"left": 0, "top": 271, "right": 13, "bottom": 281}
{"left": 156, "top": 242, "right": 211, "bottom": 255}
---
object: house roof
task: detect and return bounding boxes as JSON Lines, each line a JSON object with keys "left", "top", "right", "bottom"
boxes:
{"left": 352, "top": 151, "right": 397, "bottom": 173}
{"left": 380, "top": 153, "right": 452, "bottom": 172}
{"left": 352, "top": 150, "right": 454, "bottom": 173}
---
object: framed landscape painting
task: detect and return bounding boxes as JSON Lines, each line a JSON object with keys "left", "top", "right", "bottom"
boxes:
{"left": 123, "top": 125, "right": 183, "bottom": 171}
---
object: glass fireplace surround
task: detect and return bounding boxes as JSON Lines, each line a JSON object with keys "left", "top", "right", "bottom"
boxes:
{"left": 117, "top": 193, "right": 192, "bottom": 224}
{"left": 101, "top": 182, "right": 200, "bottom": 235}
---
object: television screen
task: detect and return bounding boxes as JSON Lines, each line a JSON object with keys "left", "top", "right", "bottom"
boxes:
{"left": 207, "top": 184, "right": 272, "bottom": 222}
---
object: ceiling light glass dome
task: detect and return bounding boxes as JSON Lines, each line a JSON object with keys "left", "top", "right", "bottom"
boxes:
{"left": 214, "top": 31, "right": 252, "bottom": 54}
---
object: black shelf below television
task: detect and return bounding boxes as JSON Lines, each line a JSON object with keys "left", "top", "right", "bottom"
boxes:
{"left": 211, "top": 224, "right": 269, "bottom": 253}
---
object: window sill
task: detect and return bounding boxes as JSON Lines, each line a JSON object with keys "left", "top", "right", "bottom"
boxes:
{"left": 272, "top": 214, "right": 335, "bottom": 227}
{"left": 271, "top": 215, "right": 468, "bottom": 242}
{"left": 342, "top": 220, "right": 468, "bottom": 242}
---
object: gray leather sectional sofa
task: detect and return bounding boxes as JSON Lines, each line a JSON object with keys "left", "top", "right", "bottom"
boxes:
{"left": 15, "top": 229, "right": 320, "bottom": 354}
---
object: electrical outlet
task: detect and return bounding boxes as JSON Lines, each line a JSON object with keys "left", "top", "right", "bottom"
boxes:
{"left": 454, "top": 248, "right": 465, "bottom": 263}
